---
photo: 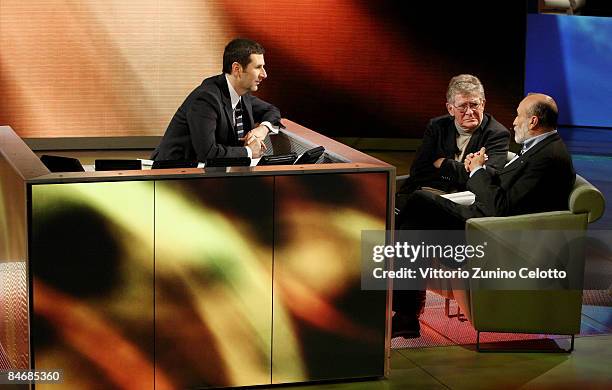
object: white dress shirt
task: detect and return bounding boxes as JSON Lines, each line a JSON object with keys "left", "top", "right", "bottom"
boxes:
{"left": 225, "top": 75, "right": 278, "bottom": 158}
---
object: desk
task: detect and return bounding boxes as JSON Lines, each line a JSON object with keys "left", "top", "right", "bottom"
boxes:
{"left": 0, "top": 120, "right": 394, "bottom": 389}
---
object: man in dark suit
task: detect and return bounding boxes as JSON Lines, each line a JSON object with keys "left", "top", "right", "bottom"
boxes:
{"left": 393, "top": 93, "right": 576, "bottom": 338}
{"left": 399, "top": 74, "right": 510, "bottom": 196}
{"left": 151, "top": 38, "right": 282, "bottom": 162}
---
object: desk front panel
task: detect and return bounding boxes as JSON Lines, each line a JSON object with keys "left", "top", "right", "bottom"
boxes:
{"left": 272, "top": 172, "right": 389, "bottom": 383}
{"left": 154, "top": 177, "right": 274, "bottom": 389}
{"left": 27, "top": 170, "right": 390, "bottom": 389}
{"left": 30, "top": 181, "right": 155, "bottom": 390}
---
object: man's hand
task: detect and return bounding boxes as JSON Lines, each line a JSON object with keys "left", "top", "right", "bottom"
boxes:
{"left": 244, "top": 125, "right": 269, "bottom": 144}
{"left": 247, "top": 136, "right": 264, "bottom": 158}
{"left": 433, "top": 157, "right": 445, "bottom": 169}
{"left": 241, "top": 125, "right": 268, "bottom": 157}
{"left": 464, "top": 147, "right": 488, "bottom": 172}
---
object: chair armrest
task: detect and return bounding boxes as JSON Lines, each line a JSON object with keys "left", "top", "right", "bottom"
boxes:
{"left": 466, "top": 210, "right": 588, "bottom": 231}
{"left": 396, "top": 174, "right": 410, "bottom": 191}
{"left": 570, "top": 175, "right": 605, "bottom": 223}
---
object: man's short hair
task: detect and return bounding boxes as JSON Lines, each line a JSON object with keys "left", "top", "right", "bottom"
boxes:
{"left": 222, "top": 38, "right": 265, "bottom": 74}
{"left": 527, "top": 99, "right": 559, "bottom": 129}
{"left": 446, "top": 74, "right": 485, "bottom": 103}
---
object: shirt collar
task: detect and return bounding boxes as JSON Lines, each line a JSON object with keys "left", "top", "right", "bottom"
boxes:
{"left": 521, "top": 129, "right": 557, "bottom": 154}
{"left": 225, "top": 74, "right": 241, "bottom": 109}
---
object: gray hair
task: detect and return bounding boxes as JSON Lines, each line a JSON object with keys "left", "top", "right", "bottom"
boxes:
{"left": 446, "top": 74, "right": 485, "bottom": 104}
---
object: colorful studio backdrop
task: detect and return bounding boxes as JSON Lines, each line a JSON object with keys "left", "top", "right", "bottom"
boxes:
{"left": 0, "top": 1, "right": 526, "bottom": 139}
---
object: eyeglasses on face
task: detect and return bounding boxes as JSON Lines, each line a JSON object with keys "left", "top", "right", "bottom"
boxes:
{"left": 452, "top": 101, "right": 483, "bottom": 113}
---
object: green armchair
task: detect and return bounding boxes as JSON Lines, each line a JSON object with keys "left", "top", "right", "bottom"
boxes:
{"left": 458, "top": 174, "right": 605, "bottom": 351}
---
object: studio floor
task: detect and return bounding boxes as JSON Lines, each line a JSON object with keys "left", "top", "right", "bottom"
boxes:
{"left": 268, "top": 290, "right": 612, "bottom": 390}
{"left": 272, "top": 335, "right": 612, "bottom": 389}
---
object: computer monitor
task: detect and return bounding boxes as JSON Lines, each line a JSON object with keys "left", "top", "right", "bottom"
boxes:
{"left": 294, "top": 146, "right": 325, "bottom": 165}
{"left": 40, "top": 155, "right": 85, "bottom": 173}
{"left": 205, "top": 157, "right": 251, "bottom": 167}
{"left": 95, "top": 159, "right": 142, "bottom": 171}
{"left": 152, "top": 160, "right": 198, "bottom": 169}
{"left": 257, "top": 153, "right": 298, "bottom": 166}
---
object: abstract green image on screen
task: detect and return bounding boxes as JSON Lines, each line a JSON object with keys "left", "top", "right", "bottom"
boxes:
{"left": 29, "top": 172, "right": 388, "bottom": 389}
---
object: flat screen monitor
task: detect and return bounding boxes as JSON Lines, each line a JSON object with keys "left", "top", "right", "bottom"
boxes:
{"left": 95, "top": 159, "right": 142, "bottom": 171}
{"left": 152, "top": 160, "right": 198, "bottom": 169}
{"left": 40, "top": 155, "right": 85, "bottom": 173}
{"left": 257, "top": 153, "right": 298, "bottom": 166}
{"left": 294, "top": 146, "right": 325, "bottom": 165}
{"left": 205, "top": 157, "right": 251, "bottom": 167}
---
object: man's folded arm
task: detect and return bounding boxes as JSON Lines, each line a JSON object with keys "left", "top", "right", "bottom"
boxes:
{"left": 410, "top": 120, "right": 439, "bottom": 177}
{"left": 467, "top": 158, "right": 550, "bottom": 217}
{"left": 440, "top": 126, "right": 511, "bottom": 186}
{"left": 439, "top": 158, "right": 468, "bottom": 185}
{"left": 482, "top": 128, "right": 511, "bottom": 172}
{"left": 260, "top": 121, "right": 278, "bottom": 134}
{"left": 251, "top": 96, "right": 282, "bottom": 131}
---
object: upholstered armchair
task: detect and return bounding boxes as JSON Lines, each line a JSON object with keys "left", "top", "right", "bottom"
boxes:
{"left": 396, "top": 169, "right": 606, "bottom": 351}
{"left": 458, "top": 174, "right": 605, "bottom": 351}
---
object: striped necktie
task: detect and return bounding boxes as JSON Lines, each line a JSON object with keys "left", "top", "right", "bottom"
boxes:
{"left": 235, "top": 99, "right": 244, "bottom": 139}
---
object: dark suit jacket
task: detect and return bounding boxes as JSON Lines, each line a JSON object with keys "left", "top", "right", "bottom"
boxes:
{"left": 151, "top": 74, "right": 282, "bottom": 161}
{"left": 466, "top": 132, "right": 576, "bottom": 218}
{"left": 400, "top": 114, "right": 510, "bottom": 194}
{"left": 398, "top": 132, "right": 576, "bottom": 231}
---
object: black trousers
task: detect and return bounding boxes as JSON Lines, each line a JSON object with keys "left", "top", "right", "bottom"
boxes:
{"left": 396, "top": 189, "right": 473, "bottom": 231}
{"left": 393, "top": 190, "right": 475, "bottom": 316}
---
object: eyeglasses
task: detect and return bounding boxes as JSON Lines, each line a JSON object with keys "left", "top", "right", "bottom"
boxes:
{"left": 452, "top": 101, "right": 483, "bottom": 113}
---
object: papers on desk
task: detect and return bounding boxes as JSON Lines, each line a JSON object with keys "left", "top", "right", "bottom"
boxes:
{"left": 139, "top": 159, "right": 154, "bottom": 167}
{"left": 440, "top": 191, "right": 476, "bottom": 205}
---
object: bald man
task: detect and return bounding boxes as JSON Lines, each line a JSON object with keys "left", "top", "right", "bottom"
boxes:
{"left": 393, "top": 93, "right": 576, "bottom": 339}
{"left": 398, "top": 93, "right": 575, "bottom": 230}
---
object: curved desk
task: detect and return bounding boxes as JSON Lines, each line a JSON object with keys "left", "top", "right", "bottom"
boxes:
{"left": 0, "top": 120, "right": 394, "bottom": 389}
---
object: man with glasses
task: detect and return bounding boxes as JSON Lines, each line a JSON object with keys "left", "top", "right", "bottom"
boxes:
{"left": 398, "top": 74, "right": 510, "bottom": 198}
{"left": 393, "top": 74, "right": 509, "bottom": 339}
{"left": 392, "top": 93, "right": 574, "bottom": 339}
